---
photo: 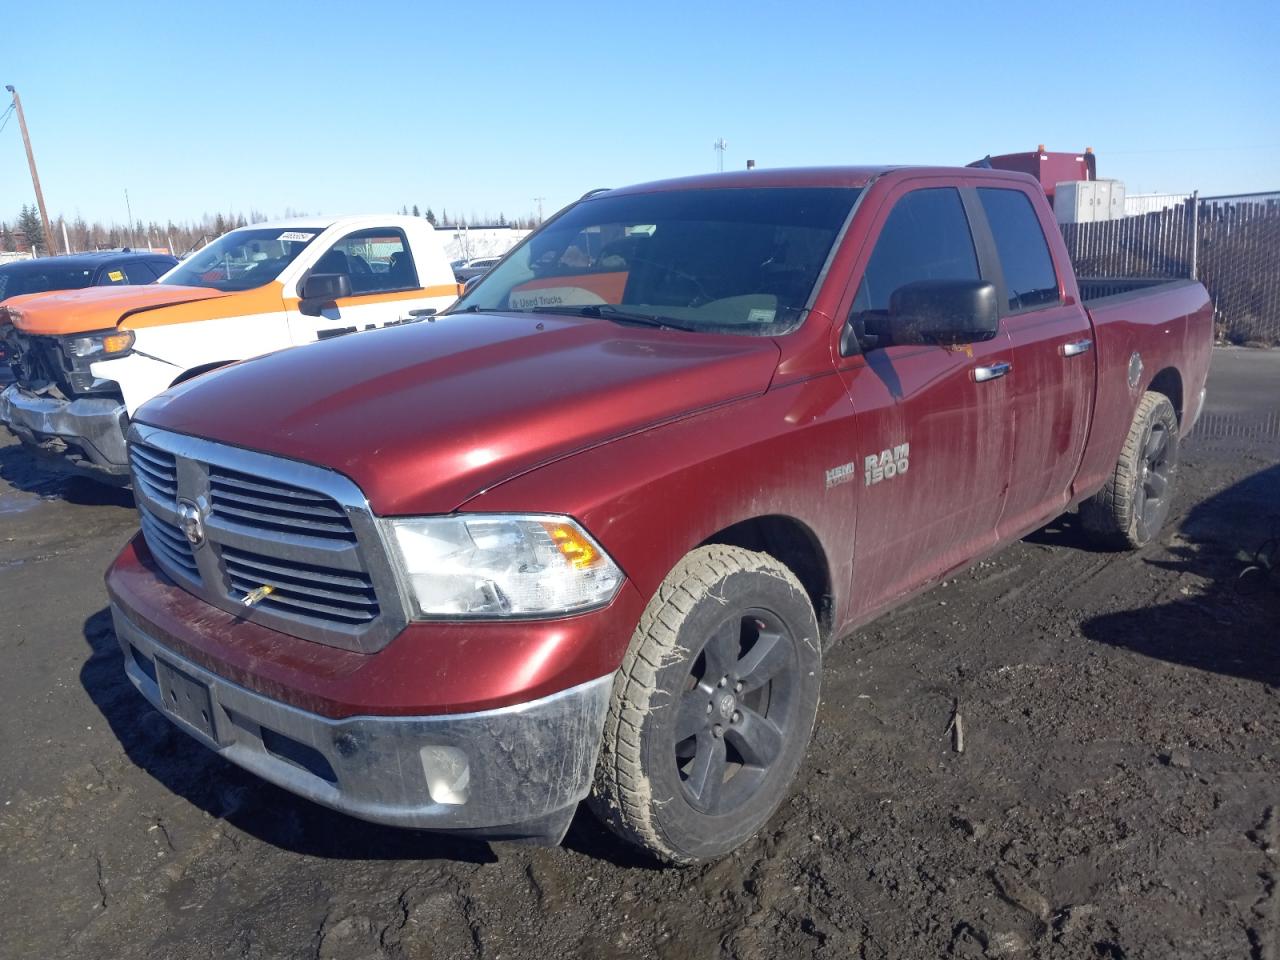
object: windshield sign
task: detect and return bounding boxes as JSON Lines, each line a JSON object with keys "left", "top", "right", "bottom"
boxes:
{"left": 162, "top": 228, "right": 321, "bottom": 292}
{"left": 452, "top": 187, "right": 860, "bottom": 335}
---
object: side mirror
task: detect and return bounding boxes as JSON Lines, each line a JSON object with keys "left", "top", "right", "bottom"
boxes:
{"left": 462, "top": 275, "right": 483, "bottom": 295}
{"left": 299, "top": 273, "right": 352, "bottom": 316}
{"left": 888, "top": 279, "right": 999, "bottom": 346}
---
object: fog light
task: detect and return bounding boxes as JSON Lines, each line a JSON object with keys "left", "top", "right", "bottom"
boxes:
{"left": 420, "top": 745, "right": 470, "bottom": 805}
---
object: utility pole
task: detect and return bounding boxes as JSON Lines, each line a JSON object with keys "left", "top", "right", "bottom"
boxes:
{"left": 5, "top": 85, "right": 57, "bottom": 255}
{"left": 714, "top": 138, "right": 728, "bottom": 172}
{"left": 533, "top": 196, "right": 545, "bottom": 224}
{"left": 124, "top": 189, "right": 136, "bottom": 249}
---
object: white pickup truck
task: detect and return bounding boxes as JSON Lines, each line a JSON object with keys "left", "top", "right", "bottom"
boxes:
{"left": 0, "top": 215, "right": 460, "bottom": 479}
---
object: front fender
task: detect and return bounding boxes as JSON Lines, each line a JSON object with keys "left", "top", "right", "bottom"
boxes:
{"left": 459, "top": 374, "right": 861, "bottom": 633}
{"left": 90, "top": 352, "right": 182, "bottom": 414}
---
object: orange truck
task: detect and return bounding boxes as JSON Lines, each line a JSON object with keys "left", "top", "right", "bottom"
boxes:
{"left": 0, "top": 215, "right": 460, "bottom": 479}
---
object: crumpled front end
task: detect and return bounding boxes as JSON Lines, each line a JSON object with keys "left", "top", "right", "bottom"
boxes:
{"left": 0, "top": 382, "right": 129, "bottom": 473}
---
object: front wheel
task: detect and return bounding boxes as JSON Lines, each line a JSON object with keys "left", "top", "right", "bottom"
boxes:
{"left": 589, "top": 545, "right": 822, "bottom": 864}
{"left": 1080, "top": 390, "right": 1180, "bottom": 549}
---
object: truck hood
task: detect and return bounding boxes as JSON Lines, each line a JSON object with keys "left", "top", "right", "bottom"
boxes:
{"left": 137, "top": 311, "right": 781, "bottom": 515}
{"left": 6, "top": 285, "right": 227, "bottom": 336}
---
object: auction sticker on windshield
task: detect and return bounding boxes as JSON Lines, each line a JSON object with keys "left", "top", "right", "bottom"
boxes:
{"left": 509, "top": 272, "right": 628, "bottom": 310}
{"left": 278, "top": 231, "right": 316, "bottom": 243}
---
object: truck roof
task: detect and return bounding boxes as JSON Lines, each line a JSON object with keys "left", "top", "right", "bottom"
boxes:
{"left": 248, "top": 214, "right": 437, "bottom": 232}
{"left": 603, "top": 165, "right": 1039, "bottom": 197}
{"left": 0, "top": 250, "right": 173, "bottom": 273}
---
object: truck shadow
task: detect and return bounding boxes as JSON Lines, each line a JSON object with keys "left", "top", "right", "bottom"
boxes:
{"left": 1078, "top": 463, "right": 1280, "bottom": 687}
{"left": 79, "top": 607, "right": 497, "bottom": 865}
{"left": 0, "top": 442, "right": 134, "bottom": 508}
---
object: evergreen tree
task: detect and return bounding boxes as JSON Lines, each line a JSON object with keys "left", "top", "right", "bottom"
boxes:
{"left": 0, "top": 224, "right": 15, "bottom": 253}
{"left": 17, "top": 204, "right": 45, "bottom": 253}
{"left": 425, "top": 208, "right": 437, "bottom": 226}
{"left": 498, "top": 212, "right": 507, "bottom": 227}
{"left": 213, "top": 213, "right": 228, "bottom": 236}
{"left": 411, "top": 204, "right": 420, "bottom": 218}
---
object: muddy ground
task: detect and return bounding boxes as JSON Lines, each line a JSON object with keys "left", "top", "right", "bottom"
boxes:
{"left": 1, "top": 347, "right": 1278, "bottom": 960}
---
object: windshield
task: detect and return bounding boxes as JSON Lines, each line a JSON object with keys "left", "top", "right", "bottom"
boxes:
{"left": 0, "top": 264, "right": 95, "bottom": 301}
{"left": 451, "top": 187, "right": 860, "bottom": 335}
{"left": 161, "top": 227, "right": 322, "bottom": 292}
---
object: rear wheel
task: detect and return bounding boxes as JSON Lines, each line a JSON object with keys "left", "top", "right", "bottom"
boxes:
{"left": 590, "top": 545, "right": 822, "bottom": 864}
{"left": 1081, "top": 390, "right": 1180, "bottom": 549}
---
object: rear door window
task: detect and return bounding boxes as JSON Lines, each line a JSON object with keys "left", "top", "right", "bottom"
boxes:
{"left": 977, "top": 188, "right": 1060, "bottom": 312}
{"left": 850, "top": 187, "right": 980, "bottom": 342}
{"left": 97, "top": 265, "right": 129, "bottom": 285}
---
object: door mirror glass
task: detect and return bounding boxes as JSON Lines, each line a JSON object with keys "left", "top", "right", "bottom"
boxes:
{"left": 888, "top": 279, "right": 999, "bottom": 346}
{"left": 301, "top": 272, "right": 352, "bottom": 303}
{"left": 299, "top": 273, "right": 352, "bottom": 316}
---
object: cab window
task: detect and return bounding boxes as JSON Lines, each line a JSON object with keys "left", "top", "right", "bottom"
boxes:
{"left": 313, "top": 229, "right": 419, "bottom": 295}
{"left": 849, "top": 187, "right": 980, "bottom": 348}
{"left": 122, "top": 261, "right": 157, "bottom": 285}
{"left": 977, "top": 188, "right": 1060, "bottom": 312}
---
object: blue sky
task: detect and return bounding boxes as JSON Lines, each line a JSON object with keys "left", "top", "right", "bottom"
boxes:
{"left": 3, "top": 0, "right": 1277, "bottom": 227}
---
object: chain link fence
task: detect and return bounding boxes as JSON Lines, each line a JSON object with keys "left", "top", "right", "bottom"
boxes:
{"left": 1060, "top": 193, "right": 1280, "bottom": 345}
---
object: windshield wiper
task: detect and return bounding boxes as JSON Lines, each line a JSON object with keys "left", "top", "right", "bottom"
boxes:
{"left": 527, "top": 304, "right": 696, "bottom": 332}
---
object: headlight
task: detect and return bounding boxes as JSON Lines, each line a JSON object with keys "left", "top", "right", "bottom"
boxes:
{"left": 386, "top": 514, "right": 623, "bottom": 618}
{"left": 64, "top": 329, "right": 134, "bottom": 359}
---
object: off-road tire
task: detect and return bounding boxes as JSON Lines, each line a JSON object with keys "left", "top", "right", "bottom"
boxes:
{"left": 1080, "top": 390, "right": 1180, "bottom": 549}
{"left": 589, "top": 545, "right": 822, "bottom": 864}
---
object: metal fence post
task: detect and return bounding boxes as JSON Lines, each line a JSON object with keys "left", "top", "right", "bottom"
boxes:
{"left": 1190, "top": 190, "right": 1199, "bottom": 281}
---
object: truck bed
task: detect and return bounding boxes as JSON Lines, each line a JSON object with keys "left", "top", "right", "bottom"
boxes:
{"left": 1071, "top": 277, "right": 1214, "bottom": 500}
{"left": 1078, "top": 276, "right": 1200, "bottom": 304}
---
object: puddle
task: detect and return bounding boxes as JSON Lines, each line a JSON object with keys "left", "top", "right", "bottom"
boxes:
{"left": 0, "top": 492, "right": 39, "bottom": 516}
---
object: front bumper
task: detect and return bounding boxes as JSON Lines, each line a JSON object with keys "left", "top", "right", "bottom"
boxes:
{"left": 112, "top": 602, "right": 613, "bottom": 842}
{"left": 0, "top": 383, "right": 129, "bottom": 474}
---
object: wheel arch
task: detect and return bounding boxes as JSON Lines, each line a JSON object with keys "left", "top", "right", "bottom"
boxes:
{"left": 1147, "top": 366, "right": 1184, "bottom": 426}
{"left": 697, "top": 514, "right": 835, "bottom": 642}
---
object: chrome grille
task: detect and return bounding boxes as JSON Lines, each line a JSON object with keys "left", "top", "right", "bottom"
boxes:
{"left": 127, "top": 425, "right": 406, "bottom": 653}
{"left": 221, "top": 545, "right": 379, "bottom": 624}
{"left": 139, "top": 509, "right": 199, "bottom": 582}
{"left": 130, "top": 443, "right": 178, "bottom": 505}
{"left": 209, "top": 466, "right": 357, "bottom": 542}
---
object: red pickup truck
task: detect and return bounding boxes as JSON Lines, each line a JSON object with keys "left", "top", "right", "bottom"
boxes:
{"left": 105, "top": 165, "right": 1212, "bottom": 863}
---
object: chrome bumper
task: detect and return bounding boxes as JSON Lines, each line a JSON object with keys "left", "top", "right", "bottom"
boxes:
{"left": 0, "top": 383, "right": 129, "bottom": 473}
{"left": 111, "top": 603, "right": 612, "bottom": 842}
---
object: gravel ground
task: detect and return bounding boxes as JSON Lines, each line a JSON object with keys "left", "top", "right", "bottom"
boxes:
{"left": 1, "top": 347, "right": 1277, "bottom": 960}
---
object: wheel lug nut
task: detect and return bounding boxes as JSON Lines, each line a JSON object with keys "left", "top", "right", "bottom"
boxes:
{"left": 734, "top": 682, "right": 743, "bottom": 693}
{"left": 732, "top": 711, "right": 742, "bottom": 723}
{"left": 712, "top": 725, "right": 723, "bottom": 738}
{"left": 718, "top": 676, "right": 727, "bottom": 687}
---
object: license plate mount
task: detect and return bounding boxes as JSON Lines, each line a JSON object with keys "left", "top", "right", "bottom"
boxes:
{"left": 154, "top": 657, "right": 220, "bottom": 745}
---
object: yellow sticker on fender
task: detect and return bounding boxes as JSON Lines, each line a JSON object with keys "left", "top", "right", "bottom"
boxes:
{"left": 107, "top": 270, "right": 124, "bottom": 282}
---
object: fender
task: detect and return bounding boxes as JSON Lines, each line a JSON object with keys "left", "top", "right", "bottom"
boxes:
{"left": 460, "top": 373, "right": 861, "bottom": 642}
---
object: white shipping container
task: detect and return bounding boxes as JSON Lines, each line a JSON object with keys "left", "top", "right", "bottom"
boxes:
{"left": 1054, "top": 180, "right": 1126, "bottom": 223}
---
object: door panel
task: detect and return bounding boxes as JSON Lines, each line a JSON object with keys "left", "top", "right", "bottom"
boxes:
{"left": 997, "top": 304, "right": 1094, "bottom": 537}
{"left": 839, "top": 336, "right": 1012, "bottom": 614}
{"left": 829, "top": 181, "right": 1015, "bottom": 619}
{"left": 971, "top": 186, "right": 1095, "bottom": 538}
